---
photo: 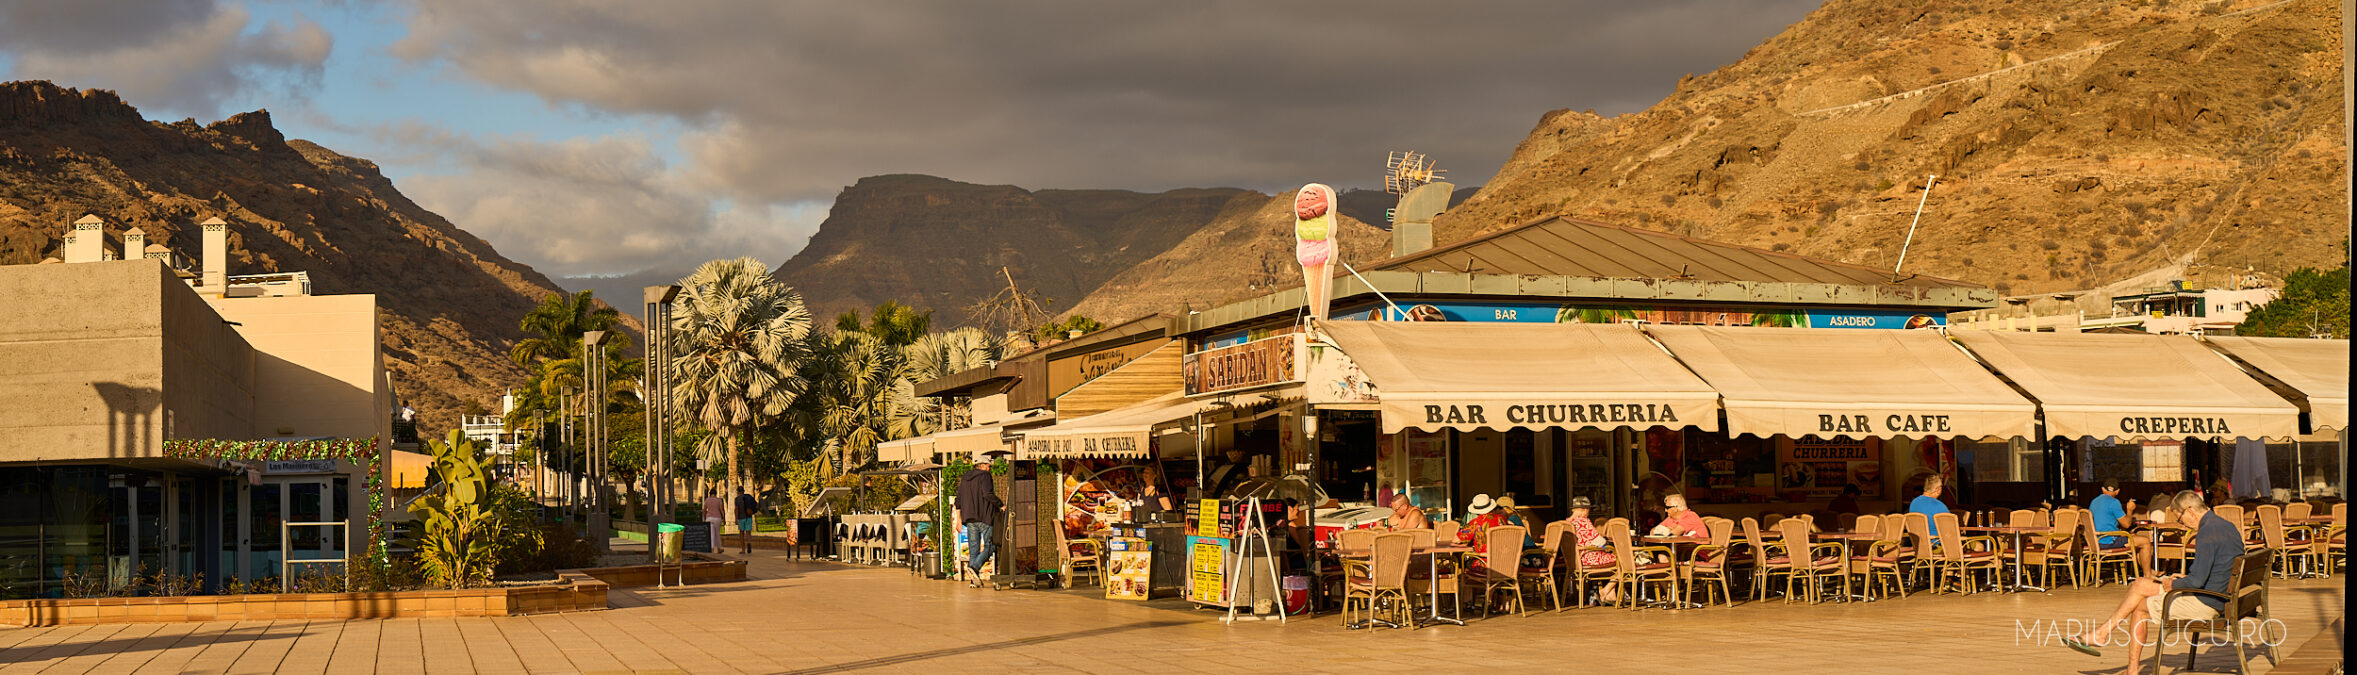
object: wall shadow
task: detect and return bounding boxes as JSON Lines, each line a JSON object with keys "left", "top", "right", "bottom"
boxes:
{"left": 91, "top": 382, "right": 161, "bottom": 459}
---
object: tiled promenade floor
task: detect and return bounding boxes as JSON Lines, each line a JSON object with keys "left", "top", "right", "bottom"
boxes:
{"left": 1, "top": 544, "right": 2342, "bottom": 674}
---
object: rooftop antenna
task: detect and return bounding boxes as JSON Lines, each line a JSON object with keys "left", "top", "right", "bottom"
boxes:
{"left": 1892, "top": 174, "right": 1938, "bottom": 280}
{"left": 1384, "top": 151, "right": 1444, "bottom": 199}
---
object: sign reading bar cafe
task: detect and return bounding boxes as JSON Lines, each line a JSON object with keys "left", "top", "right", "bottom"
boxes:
{"left": 1184, "top": 334, "right": 1301, "bottom": 396}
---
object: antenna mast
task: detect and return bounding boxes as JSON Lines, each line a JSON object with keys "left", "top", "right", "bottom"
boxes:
{"left": 1892, "top": 174, "right": 1938, "bottom": 278}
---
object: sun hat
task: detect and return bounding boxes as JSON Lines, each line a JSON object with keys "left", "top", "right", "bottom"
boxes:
{"left": 1568, "top": 496, "right": 1592, "bottom": 509}
{"left": 1495, "top": 495, "right": 1519, "bottom": 513}
{"left": 1466, "top": 494, "right": 1497, "bottom": 515}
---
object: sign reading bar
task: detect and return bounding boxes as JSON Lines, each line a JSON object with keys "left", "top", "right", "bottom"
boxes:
{"left": 1183, "top": 334, "right": 1301, "bottom": 395}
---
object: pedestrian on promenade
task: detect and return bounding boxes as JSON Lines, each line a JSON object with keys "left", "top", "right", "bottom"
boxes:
{"left": 2063, "top": 490, "right": 2239, "bottom": 673}
{"left": 956, "top": 454, "right": 1004, "bottom": 587}
{"left": 736, "top": 488, "right": 761, "bottom": 554}
{"left": 703, "top": 490, "right": 726, "bottom": 553}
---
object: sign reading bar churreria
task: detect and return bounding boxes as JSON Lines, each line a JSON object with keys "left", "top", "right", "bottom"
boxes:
{"left": 1386, "top": 397, "right": 1717, "bottom": 433}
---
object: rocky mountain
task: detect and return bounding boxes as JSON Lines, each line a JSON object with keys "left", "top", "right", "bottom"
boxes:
{"left": 1064, "top": 189, "right": 1389, "bottom": 322}
{"left": 771, "top": 174, "right": 1263, "bottom": 325}
{"left": 0, "top": 81, "right": 566, "bottom": 431}
{"left": 1434, "top": 0, "right": 2348, "bottom": 296}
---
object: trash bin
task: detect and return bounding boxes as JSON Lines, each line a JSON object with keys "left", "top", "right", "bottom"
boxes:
{"left": 654, "top": 522, "right": 685, "bottom": 564}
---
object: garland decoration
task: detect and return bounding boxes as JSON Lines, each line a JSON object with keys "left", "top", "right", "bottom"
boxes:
{"left": 163, "top": 437, "right": 390, "bottom": 570}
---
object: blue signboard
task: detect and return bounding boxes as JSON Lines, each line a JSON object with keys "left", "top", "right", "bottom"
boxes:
{"left": 1327, "top": 300, "right": 1943, "bottom": 329}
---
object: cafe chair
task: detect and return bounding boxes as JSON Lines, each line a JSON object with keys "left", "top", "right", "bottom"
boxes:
{"left": 1567, "top": 522, "right": 1618, "bottom": 609}
{"left": 1469, "top": 525, "right": 1533, "bottom": 617}
{"left": 2210, "top": 504, "right": 2255, "bottom": 551}
{"left": 1607, "top": 523, "right": 1677, "bottom": 610}
{"left": 1901, "top": 512, "right": 1935, "bottom": 589}
{"left": 2153, "top": 550, "right": 2275, "bottom": 675}
{"left": 1343, "top": 533, "right": 1414, "bottom": 629}
{"left": 2322, "top": 503, "right": 2345, "bottom": 577}
{"left": 2024, "top": 508, "right": 2084, "bottom": 589}
{"left": 1327, "top": 529, "right": 1379, "bottom": 599}
{"left": 1836, "top": 513, "right": 1858, "bottom": 532}
{"left": 1929, "top": 512, "right": 1999, "bottom": 595}
{"left": 1682, "top": 517, "right": 1736, "bottom": 606}
{"left": 2080, "top": 509, "right": 2135, "bottom": 586}
{"left": 1434, "top": 520, "right": 1462, "bottom": 546}
{"left": 1527, "top": 522, "right": 1568, "bottom": 612}
{"left": 1742, "top": 517, "right": 1792, "bottom": 603}
{"left": 2255, "top": 505, "right": 2317, "bottom": 579}
{"left": 1849, "top": 514, "right": 1909, "bottom": 600}
{"left": 2283, "top": 501, "right": 2313, "bottom": 524}
{"left": 1401, "top": 528, "right": 1461, "bottom": 620}
{"left": 1776, "top": 518, "right": 1846, "bottom": 604}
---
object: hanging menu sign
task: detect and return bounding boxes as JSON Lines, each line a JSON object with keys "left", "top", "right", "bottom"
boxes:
{"left": 1184, "top": 334, "right": 1301, "bottom": 395}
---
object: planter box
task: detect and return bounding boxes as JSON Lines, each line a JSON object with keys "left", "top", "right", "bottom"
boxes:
{"left": 0, "top": 576, "right": 612, "bottom": 627}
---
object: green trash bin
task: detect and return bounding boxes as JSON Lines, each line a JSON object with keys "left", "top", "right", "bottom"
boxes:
{"left": 654, "top": 522, "right": 686, "bottom": 564}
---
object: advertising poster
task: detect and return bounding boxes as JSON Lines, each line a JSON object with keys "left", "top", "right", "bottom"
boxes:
{"left": 1104, "top": 538, "right": 1153, "bottom": 600}
{"left": 1780, "top": 436, "right": 1883, "bottom": 497}
{"left": 1188, "top": 535, "right": 1232, "bottom": 605}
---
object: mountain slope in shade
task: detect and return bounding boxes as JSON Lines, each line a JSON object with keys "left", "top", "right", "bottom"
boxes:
{"left": 771, "top": 174, "right": 1260, "bottom": 325}
{"left": 1435, "top": 0, "right": 2346, "bottom": 296}
{"left": 0, "top": 81, "right": 568, "bottom": 430}
{"left": 1064, "top": 189, "right": 1389, "bottom": 323}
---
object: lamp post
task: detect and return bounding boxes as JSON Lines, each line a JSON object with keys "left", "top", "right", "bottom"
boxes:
{"left": 643, "top": 285, "right": 681, "bottom": 562}
{"left": 584, "top": 330, "right": 612, "bottom": 554}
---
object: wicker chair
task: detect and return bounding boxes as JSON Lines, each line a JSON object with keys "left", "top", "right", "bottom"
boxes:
{"left": 1836, "top": 513, "right": 1858, "bottom": 532}
{"left": 1434, "top": 520, "right": 1462, "bottom": 546}
{"left": 1468, "top": 525, "right": 1532, "bottom": 617}
{"left": 2153, "top": 550, "right": 2276, "bottom": 674}
{"left": 1743, "top": 517, "right": 1793, "bottom": 602}
{"left": 2077, "top": 507, "right": 2136, "bottom": 586}
{"left": 1929, "top": 512, "right": 1999, "bottom": 594}
{"left": 1849, "top": 514, "right": 1910, "bottom": 600}
{"left": 2323, "top": 503, "right": 2346, "bottom": 577}
{"left": 2211, "top": 504, "right": 2254, "bottom": 551}
{"left": 1901, "top": 512, "right": 1935, "bottom": 589}
{"left": 1607, "top": 523, "right": 1677, "bottom": 609}
{"left": 2255, "top": 505, "right": 2318, "bottom": 578}
{"left": 1681, "top": 517, "right": 1737, "bottom": 606}
{"left": 1400, "top": 528, "right": 1459, "bottom": 619}
{"left": 2024, "top": 507, "right": 2084, "bottom": 588}
{"left": 1327, "top": 529, "right": 1378, "bottom": 598}
{"left": 1531, "top": 522, "right": 1569, "bottom": 611}
{"left": 1063, "top": 538, "right": 1103, "bottom": 589}
{"left": 1342, "top": 533, "right": 1414, "bottom": 628}
{"left": 1774, "top": 518, "right": 1845, "bottom": 604}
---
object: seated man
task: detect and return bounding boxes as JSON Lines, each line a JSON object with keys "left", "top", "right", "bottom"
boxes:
{"left": 1651, "top": 494, "right": 1706, "bottom": 538}
{"left": 2063, "top": 490, "right": 2239, "bottom": 673}
{"left": 1383, "top": 493, "right": 1431, "bottom": 531}
{"left": 1910, "top": 475, "right": 1954, "bottom": 539}
{"left": 2088, "top": 479, "right": 2151, "bottom": 574}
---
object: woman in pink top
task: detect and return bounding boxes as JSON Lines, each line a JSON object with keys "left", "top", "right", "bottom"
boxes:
{"left": 1563, "top": 497, "right": 1619, "bottom": 603}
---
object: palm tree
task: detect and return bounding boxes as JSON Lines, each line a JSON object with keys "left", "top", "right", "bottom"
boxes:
{"left": 1558, "top": 305, "right": 1639, "bottom": 324}
{"left": 505, "top": 290, "right": 639, "bottom": 428}
{"left": 668, "top": 258, "right": 814, "bottom": 504}
{"left": 806, "top": 331, "right": 917, "bottom": 475}
{"left": 905, "top": 327, "right": 1000, "bottom": 430}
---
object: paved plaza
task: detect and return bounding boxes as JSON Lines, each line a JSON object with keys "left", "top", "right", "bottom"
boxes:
{"left": 1, "top": 545, "right": 2342, "bottom": 674}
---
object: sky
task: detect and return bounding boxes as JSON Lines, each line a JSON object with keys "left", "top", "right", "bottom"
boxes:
{"left": 0, "top": 0, "right": 1822, "bottom": 280}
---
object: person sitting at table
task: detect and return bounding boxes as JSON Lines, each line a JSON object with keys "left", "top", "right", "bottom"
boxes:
{"left": 1649, "top": 494, "right": 1706, "bottom": 538}
{"left": 1828, "top": 484, "right": 1863, "bottom": 516}
{"left": 1383, "top": 493, "right": 1431, "bottom": 531}
{"left": 2088, "top": 478, "right": 2151, "bottom": 575}
{"left": 2062, "top": 490, "right": 2238, "bottom": 673}
{"left": 1496, "top": 494, "right": 1537, "bottom": 549}
{"left": 1562, "top": 497, "right": 1620, "bottom": 603}
{"left": 1911, "top": 475, "right": 1954, "bottom": 538}
{"left": 1458, "top": 493, "right": 1510, "bottom": 556}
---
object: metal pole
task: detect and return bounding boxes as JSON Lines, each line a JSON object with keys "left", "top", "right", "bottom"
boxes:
{"left": 645, "top": 285, "right": 680, "bottom": 562}
{"left": 1893, "top": 174, "right": 1938, "bottom": 276}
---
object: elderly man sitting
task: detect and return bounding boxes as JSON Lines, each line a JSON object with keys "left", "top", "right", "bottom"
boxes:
{"left": 1383, "top": 493, "right": 1431, "bottom": 531}
{"left": 2062, "top": 490, "right": 2240, "bottom": 673}
{"left": 1651, "top": 494, "right": 1706, "bottom": 538}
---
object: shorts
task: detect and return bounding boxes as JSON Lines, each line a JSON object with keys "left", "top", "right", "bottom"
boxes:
{"left": 738, "top": 518, "right": 755, "bottom": 534}
{"left": 2145, "top": 593, "right": 2217, "bottom": 621}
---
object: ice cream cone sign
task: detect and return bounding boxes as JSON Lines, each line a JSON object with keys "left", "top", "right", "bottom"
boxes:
{"left": 1294, "top": 183, "right": 1338, "bottom": 321}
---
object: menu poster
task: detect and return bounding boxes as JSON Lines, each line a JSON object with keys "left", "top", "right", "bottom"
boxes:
{"left": 1196, "top": 499, "right": 1225, "bottom": 537}
{"left": 1778, "top": 436, "right": 1883, "bottom": 498}
{"left": 1104, "top": 538, "right": 1153, "bottom": 600}
{"left": 1189, "top": 536, "right": 1231, "bottom": 605}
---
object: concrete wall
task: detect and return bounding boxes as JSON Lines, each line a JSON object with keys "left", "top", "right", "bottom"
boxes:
{"left": 0, "top": 260, "right": 253, "bottom": 462}
{"left": 208, "top": 294, "right": 387, "bottom": 445}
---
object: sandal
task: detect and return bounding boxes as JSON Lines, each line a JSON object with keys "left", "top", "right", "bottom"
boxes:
{"left": 2061, "top": 636, "right": 2102, "bottom": 657}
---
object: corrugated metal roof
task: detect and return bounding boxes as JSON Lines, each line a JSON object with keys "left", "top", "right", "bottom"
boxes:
{"left": 1374, "top": 217, "right": 1981, "bottom": 290}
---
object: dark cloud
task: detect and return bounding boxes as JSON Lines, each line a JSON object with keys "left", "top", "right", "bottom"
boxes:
{"left": 0, "top": 0, "right": 331, "bottom": 118}
{"left": 391, "top": 0, "right": 1820, "bottom": 204}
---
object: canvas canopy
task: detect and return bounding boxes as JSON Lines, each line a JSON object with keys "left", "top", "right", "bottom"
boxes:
{"left": 2201, "top": 336, "right": 2349, "bottom": 432}
{"left": 1951, "top": 332, "right": 2300, "bottom": 440}
{"left": 1643, "top": 326, "right": 2037, "bottom": 440}
{"left": 1316, "top": 321, "right": 1720, "bottom": 434}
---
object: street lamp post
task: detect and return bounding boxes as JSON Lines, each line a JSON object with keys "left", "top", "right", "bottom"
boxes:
{"left": 643, "top": 285, "right": 682, "bottom": 562}
{"left": 584, "top": 330, "right": 612, "bottom": 554}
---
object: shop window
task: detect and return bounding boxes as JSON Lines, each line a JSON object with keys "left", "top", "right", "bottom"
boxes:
{"left": 2139, "top": 441, "right": 2184, "bottom": 483}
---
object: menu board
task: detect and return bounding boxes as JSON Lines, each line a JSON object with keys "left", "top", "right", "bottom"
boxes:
{"left": 1196, "top": 499, "right": 1225, "bottom": 537}
{"left": 1104, "top": 538, "right": 1153, "bottom": 600}
{"left": 1779, "top": 436, "right": 1883, "bottom": 498}
{"left": 1189, "top": 535, "right": 1232, "bottom": 605}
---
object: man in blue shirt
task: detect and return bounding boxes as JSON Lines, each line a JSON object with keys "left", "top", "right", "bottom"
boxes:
{"left": 2086, "top": 479, "right": 2151, "bottom": 576}
{"left": 2064, "top": 490, "right": 2238, "bottom": 673}
{"left": 1909, "top": 474, "right": 1953, "bottom": 538}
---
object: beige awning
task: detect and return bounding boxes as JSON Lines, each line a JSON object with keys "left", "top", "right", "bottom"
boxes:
{"left": 936, "top": 424, "right": 1013, "bottom": 458}
{"left": 1317, "top": 321, "right": 1719, "bottom": 434}
{"left": 2201, "top": 336, "right": 2349, "bottom": 432}
{"left": 1645, "top": 326, "right": 2036, "bottom": 440}
{"left": 1952, "top": 332, "right": 2300, "bottom": 440}
{"left": 1020, "top": 393, "right": 1219, "bottom": 459}
{"left": 877, "top": 436, "right": 934, "bottom": 464}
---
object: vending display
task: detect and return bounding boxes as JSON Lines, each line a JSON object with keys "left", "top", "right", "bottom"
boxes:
{"left": 1104, "top": 537, "right": 1153, "bottom": 600}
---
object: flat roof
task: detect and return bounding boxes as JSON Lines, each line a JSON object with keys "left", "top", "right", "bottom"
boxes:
{"left": 1374, "top": 216, "right": 1981, "bottom": 290}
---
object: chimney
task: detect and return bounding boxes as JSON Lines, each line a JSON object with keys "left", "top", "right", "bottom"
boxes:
{"left": 122, "top": 228, "right": 147, "bottom": 263}
{"left": 66, "top": 214, "right": 104, "bottom": 263}
{"left": 1390, "top": 182, "right": 1454, "bottom": 258}
{"left": 201, "top": 217, "right": 228, "bottom": 296}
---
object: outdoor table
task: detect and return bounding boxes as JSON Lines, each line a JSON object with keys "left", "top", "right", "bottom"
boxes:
{"left": 1334, "top": 544, "right": 1473, "bottom": 627}
{"left": 1963, "top": 525, "right": 2048, "bottom": 593}
{"left": 1813, "top": 532, "right": 1884, "bottom": 601}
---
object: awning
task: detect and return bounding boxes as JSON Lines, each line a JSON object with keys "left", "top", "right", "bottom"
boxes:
{"left": 936, "top": 424, "right": 1013, "bottom": 459}
{"left": 1317, "top": 321, "right": 1720, "bottom": 433}
{"left": 877, "top": 436, "right": 934, "bottom": 464}
{"left": 1951, "top": 332, "right": 2300, "bottom": 440}
{"left": 1644, "top": 326, "right": 2036, "bottom": 440}
{"left": 2201, "top": 336, "right": 2349, "bottom": 432}
{"left": 1020, "top": 393, "right": 1222, "bottom": 459}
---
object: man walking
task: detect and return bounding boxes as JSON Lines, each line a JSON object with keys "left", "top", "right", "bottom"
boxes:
{"left": 702, "top": 490, "right": 726, "bottom": 554}
{"left": 954, "top": 454, "right": 1004, "bottom": 587}
{"left": 735, "top": 488, "right": 761, "bottom": 554}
